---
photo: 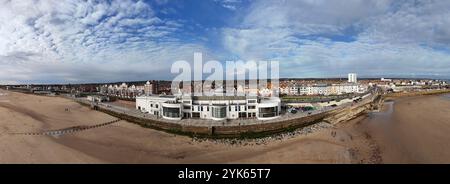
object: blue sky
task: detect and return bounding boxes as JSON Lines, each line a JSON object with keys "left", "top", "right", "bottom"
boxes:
{"left": 0, "top": 0, "right": 450, "bottom": 84}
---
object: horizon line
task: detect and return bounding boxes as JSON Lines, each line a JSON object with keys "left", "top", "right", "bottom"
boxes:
{"left": 2, "top": 76, "right": 449, "bottom": 86}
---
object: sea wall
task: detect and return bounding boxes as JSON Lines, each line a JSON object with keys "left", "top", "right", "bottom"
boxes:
{"left": 324, "top": 95, "right": 383, "bottom": 125}
{"left": 90, "top": 102, "right": 333, "bottom": 138}
{"left": 209, "top": 112, "right": 331, "bottom": 138}
{"left": 78, "top": 96, "right": 378, "bottom": 138}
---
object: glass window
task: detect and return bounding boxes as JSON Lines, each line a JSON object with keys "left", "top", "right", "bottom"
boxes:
{"left": 211, "top": 106, "right": 226, "bottom": 118}
{"left": 163, "top": 107, "right": 180, "bottom": 118}
{"left": 258, "top": 107, "right": 278, "bottom": 117}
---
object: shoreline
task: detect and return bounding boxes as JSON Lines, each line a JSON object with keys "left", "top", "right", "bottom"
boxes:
{"left": 356, "top": 93, "right": 450, "bottom": 163}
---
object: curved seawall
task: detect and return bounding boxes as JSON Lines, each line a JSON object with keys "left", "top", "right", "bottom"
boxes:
{"left": 77, "top": 94, "right": 379, "bottom": 138}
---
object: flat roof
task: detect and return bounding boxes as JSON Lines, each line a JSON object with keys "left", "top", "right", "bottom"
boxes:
{"left": 191, "top": 96, "right": 256, "bottom": 101}
{"left": 137, "top": 95, "right": 176, "bottom": 99}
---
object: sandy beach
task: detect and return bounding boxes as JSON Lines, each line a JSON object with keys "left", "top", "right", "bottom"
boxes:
{"left": 356, "top": 94, "right": 450, "bottom": 163}
{"left": 1, "top": 89, "right": 449, "bottom": 163}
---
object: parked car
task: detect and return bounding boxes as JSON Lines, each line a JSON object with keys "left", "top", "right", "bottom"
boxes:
{"left": 288, "top": 108, "right": 298, "bottom": 114}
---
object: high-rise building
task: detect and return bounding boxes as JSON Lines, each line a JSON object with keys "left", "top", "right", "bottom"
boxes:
{"left": 144, "top": 81, "right": 158, "bottom": 95}
{"left": 348, "top": 73, "right": 357, "bottom": 83}
{"left": 144, "top": 81, "right": 152, "bottom": 95}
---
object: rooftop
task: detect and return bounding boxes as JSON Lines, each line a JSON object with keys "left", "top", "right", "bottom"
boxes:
{"left": 190, "top": 95, "right": 257, "bottom": 101}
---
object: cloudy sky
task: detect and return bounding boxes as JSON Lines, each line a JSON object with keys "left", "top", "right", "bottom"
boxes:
{"left": 1, "top": 0, "right": 450, "bottom": 84}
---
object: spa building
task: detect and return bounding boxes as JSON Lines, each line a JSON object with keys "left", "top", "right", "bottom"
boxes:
{"left": 136, "top": 95, "right": 281, "bottom": 121}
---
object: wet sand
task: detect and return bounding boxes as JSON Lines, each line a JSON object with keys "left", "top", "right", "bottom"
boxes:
{"left": 356, "top": 94, "right": 450, "bottom": 163}
{"left": 0, "top": 89, "right": 374, "bottom": 163}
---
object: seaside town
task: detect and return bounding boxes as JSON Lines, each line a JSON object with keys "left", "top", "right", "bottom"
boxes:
{"left": 5, "top": 74, "right": 447, "bottom": 99}
{"left": 1, "top": 71, "right": 450, "bottom": 164}
{"left": 2, "top": 73, "right": 448, "bottom": 123}
{"left": 3, "top": 2, "right": 450, "bottom": 180}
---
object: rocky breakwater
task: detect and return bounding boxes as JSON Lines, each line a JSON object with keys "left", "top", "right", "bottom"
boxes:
{"left": 324, "top": 95, "right": 382, "bottom": 125}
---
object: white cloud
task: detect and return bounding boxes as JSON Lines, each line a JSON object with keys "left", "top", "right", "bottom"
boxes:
{"left": 242, "top": 0, "right": 391, "bottom": 33}
{"left": 221, "top": 0, "right": 450, "bottom": 78}
{"left": 215, "top": 0, "right": 243, "bottom": 11}
{"left": 359, "top": 1, "right": 450, "bottom": 46}
{"left": 279, "top": 39, "right": 450, "bottom": 78}
{"left": 1, "top": 0, "right": 450, "bottom": 83}
{"left": 0, "top": 0, "right": 209, "bottom": 83}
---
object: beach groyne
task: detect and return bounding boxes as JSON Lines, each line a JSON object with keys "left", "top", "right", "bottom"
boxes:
{"left": 10, "top": 119, "right": 121, "bottom": 136}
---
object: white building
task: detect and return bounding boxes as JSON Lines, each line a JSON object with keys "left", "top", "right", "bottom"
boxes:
{"left": 144, "top": 81, "right": 153, "bottom": 95}
{"left": 280, "top": 86, "right": 290, "bottom": 95}
{"left": 259, "top": 88, "right": 273, "bottom": 97}
{"left": 348, "top": 73, "right": 357, "bottom": 83}
{"left": 289, "top": 85, "right": 299, "bottom": 95}
{"left": 101, "top": 82, "right": 146, "bottom": 98}
{"left": 87, "top": 95, "right": 109, "bottom": 102}
{"left": 299, "top": 86, "right": 309, "bottom": 95}
{"left": 293, "top": 83, "right": 364, "bottom": 96}
{"left": 136, "top": 95, "right": 281, "bottom": 121}
{"left": 331, "top": 83, "right": 361, "bottom": 95}
{"left": 312, "top": 84, "right": 330, "bottom": 95}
